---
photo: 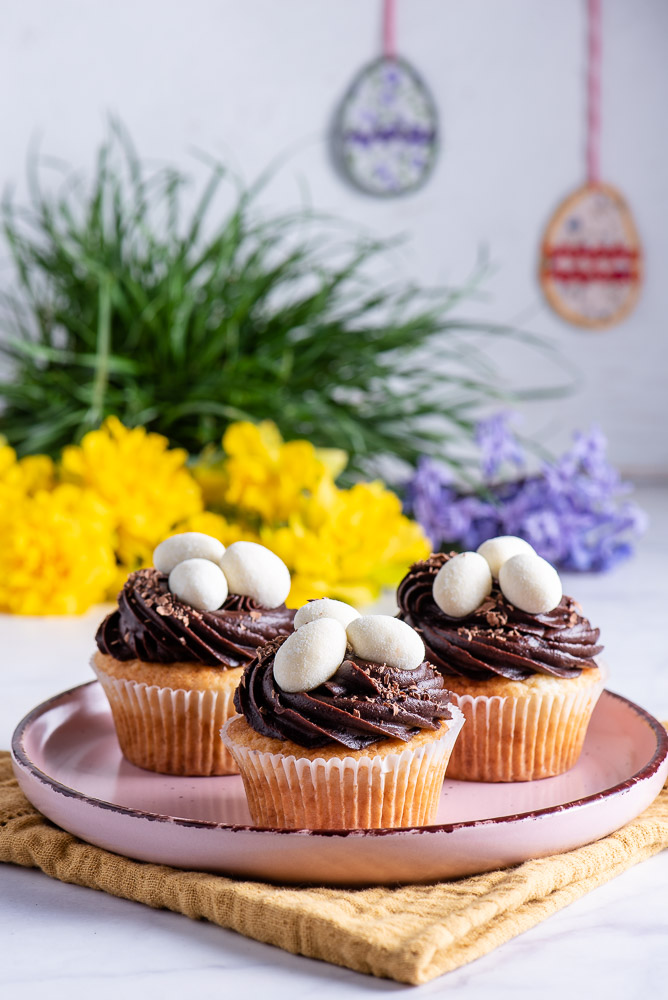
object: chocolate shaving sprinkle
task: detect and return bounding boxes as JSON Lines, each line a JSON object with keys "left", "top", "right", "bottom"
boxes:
{"left": 95, "top": 567, "right": 295, "bottom": 668}
{"left": 235, "top": 637, "right": 454, "bottom": 750}
{"left": 396, "top": 552, "right": 603, "bottom": 681}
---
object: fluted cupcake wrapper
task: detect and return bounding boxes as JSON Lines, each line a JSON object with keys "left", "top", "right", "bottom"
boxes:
{"left": 92, "top": 663, "right": 240, "bottom": 776}
{"left": 445, "top": 670, "right": 607, "bottom": 782}
{"left": 220, "top": 707, "right": 465, "bottom": 830}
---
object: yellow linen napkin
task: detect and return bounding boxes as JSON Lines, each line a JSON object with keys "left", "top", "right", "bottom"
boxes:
{"left": 1, "top": 749, "right": 667, "bottom": 985}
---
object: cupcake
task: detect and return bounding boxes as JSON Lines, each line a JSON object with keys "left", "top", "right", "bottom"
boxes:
{"left": 92, "top": 533, "right": 295, "bottom": 775}
{"left": 397, "top": 537, "right": 605, "bottom": 782}
{"left": 221, "top": 600, "right": 465, "bottom": 830}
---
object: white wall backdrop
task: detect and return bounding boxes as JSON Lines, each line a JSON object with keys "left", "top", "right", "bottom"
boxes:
{"left": 1, "top": 0, "right": 666, "bottom": 476}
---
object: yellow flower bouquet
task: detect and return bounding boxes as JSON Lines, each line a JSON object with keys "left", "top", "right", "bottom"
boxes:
{"left": 0, "top": 417, "right": 429, "bottom": 614}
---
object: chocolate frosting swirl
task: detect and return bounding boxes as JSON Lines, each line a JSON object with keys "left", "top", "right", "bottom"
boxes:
{"left": 96, "top": 568, "right": 295, "bottom": 668}
{"left": 397, "top": 553, "right": 603, "bottom": 681}
{"left": 234, "top": 636, "right": 454, "bottom": 749}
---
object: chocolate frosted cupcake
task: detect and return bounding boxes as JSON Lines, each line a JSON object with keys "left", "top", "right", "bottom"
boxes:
{"left": 92, "top": 534, "right": 295, "bottom": 776}
{"left": 397, "top": 541, "right": 605, "bottom": 781}
{"left": 222, "top": 602, "right": 464, "bottom": 829}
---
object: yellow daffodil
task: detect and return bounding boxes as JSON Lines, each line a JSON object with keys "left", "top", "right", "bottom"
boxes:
{"left": 175, "top": 510, "right": 260, "bottom": 547}
{"left": 0, "top": 417, "right": 428, "bottom": 616}
{"left": 194, "top": 420, "right": 348, "bottom": 525}
{"left": 261, "top": 479, "right": 430, "bottom": 608}
{"left": 61, "top": 417, "right": 202, "bottom": 571}
{"left": 0, "top": 445, "right": 56, "bottom": 504}
{"left": 0, "top": 484, "right": 116, "bottom": 614}
{"left": 192, "top": 420, "right": 428, "bottom": 608}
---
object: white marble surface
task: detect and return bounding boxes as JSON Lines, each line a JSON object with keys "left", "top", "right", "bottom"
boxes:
{"left": 1, "top": 486, "right": 667, "bottom": 998}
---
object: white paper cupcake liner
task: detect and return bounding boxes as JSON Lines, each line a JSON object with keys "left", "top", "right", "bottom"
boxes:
{"left": 92, "top": 664, "right": 240, "bottom": 776}
{"left": 220, "top": 706, "right": 465, "bottom": 830}
{"left": 446, "top": 669, "right": 607, "bottom": 782}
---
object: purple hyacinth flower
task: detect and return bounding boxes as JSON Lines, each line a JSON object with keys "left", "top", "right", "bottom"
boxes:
{"left": 403, "top": 413, "right": 647, "bottom": 573}
{"left": 475, "top": 411, "right": 525, "bottom": 481}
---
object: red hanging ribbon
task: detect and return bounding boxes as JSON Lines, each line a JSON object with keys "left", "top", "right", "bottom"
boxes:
{"left": 586, "top": 0, "right": 602, "bottom": 184}
{"left": 383, "top": 0, "right": 396, "bottom": 59}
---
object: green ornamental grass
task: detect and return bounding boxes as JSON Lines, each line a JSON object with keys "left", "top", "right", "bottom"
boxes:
{"left": 0, "top": 123, "right": 570, "bottom": 480}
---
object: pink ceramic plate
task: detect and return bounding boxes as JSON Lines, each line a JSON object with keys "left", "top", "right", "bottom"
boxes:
{"left": 11, "top": 682, "right": 668, "bottom": 887}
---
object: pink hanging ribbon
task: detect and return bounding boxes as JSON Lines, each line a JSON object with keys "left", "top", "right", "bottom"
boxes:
{"left": 383, "top": 0, "right": 396, "bottom": 59}
{"left": 586, "top": 0, "right": 602, "bottom": 185}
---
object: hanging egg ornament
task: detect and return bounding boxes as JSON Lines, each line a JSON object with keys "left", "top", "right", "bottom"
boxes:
{"left": 333, "top": 55, "right": 439, "bottom": 198}
{"left": 538, "top": 0, "right": 643, "bottom": 330}
{"left": 540, "top": 182, "right": 643, "bottom": 330}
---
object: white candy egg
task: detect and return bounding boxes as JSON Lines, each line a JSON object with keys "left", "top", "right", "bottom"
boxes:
{"left": 498, "top": 553, "right": 563, "bottom": 614}
{"left": 432, "top": 551, "right": 492, "bottom": 618}
{"left": 220, "top": 541, "right": 291, "bottom": 609}
{"left": 294, "top": 598, "right": 360, "bottom": 630}
{"left": 476, "top": 535, "right": 536, "bottom": 578}
{"left": 168, "top": 558, "right": 228, "bottom": 612}
{"left": 346, "top": 615, "right": 425, "bottom": 670}
{"left": 153, "top": 532, "right": 225, "bottom": 575}
{"left": 273, "top": 618, "right": 347, "bottom": 693}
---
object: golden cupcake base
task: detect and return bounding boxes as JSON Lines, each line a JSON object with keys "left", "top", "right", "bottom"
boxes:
{"left": 444, "top": 666, "right": 606, "bottom": 782}
{"left": 92, "top": 650, "right": 243, "bottom": 776}
{"left": 220, "top": 708, "right": 465, "bottom": 830}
